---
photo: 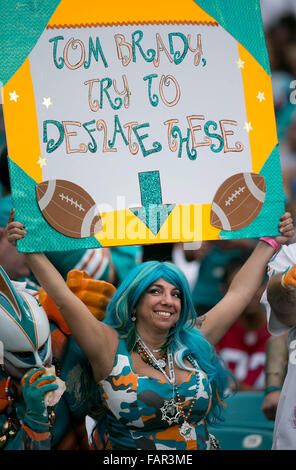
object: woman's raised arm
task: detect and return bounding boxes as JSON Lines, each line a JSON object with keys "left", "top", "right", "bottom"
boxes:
{"left": 6, "top": 210, "right": 118, "bottom": 381}
{"left": 198, "top": 212, "right": 294, "bottom": 345}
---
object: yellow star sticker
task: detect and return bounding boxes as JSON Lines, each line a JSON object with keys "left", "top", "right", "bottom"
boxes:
{"left": 37, "top": 156, "right": 47, "bottom": 168}
{"left": 9, "top": 91, "right": 19, "bottom": 102}
{"left": 256, "top": 91, "right": 266, "bottom": 102}
{"left": 42, "top": 97, "right": 53, "bottom": 109}
{"left": 236, "top": 58, "right": 245, "bottom": 69}
{"left": 244, "top": 122, "right": 253, "bottom": 133}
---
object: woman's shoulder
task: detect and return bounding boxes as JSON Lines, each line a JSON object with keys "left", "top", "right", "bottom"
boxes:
{"left": 183, "top": 325, "right": 205, "bottom": 341}
{"left": 91, "top": 325, "right": 120, "bottom": 381}
{"left": 99, "top": 337, "right": 133, "bottom": 380}
{"left": 181, "top": 326, "right": 213, "bottom": 357}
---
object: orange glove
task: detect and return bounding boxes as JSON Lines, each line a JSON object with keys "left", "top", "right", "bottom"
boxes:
{"left": 281, "top": 265, "right": 296, "bottom": 291}
{"left": 66, "top": 270, "right": 116, "bottom": 320}
{"left": 37, "top": 288, "right": 71, "bottom": 335}
{"left": 38, "top": 270, "right": 116, "bottom": 334}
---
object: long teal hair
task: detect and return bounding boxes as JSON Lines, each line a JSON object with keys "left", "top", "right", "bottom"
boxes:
{"left": 104, "top": 260, "right": 232, "bottom": 424}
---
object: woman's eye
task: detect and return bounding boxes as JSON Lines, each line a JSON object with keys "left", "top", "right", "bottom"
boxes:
{"left": 173, "top": 291, "right": 181, "bottom": 298}
{"left": 149, "top": 288, "right": 160, "bottom": 294}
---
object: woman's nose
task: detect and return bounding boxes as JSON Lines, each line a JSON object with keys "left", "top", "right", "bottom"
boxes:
{"left": 160, "top": 291, "right": 173, "bottom": 305}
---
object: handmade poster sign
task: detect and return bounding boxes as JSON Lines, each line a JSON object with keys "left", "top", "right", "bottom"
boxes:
{"left": 2, "top": 0, "right": 284, "bottom": 252}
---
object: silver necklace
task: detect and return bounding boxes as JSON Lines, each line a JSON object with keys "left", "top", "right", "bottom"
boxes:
{"left": 136, "top": 335, "right": 198, "bottom": 439}
{"left": 176, "top": 356, "right": 200, "bottom": 441}
{"left": 136, "top": 335, "right": 181, "bottom": 425}
{"left": 136, "top": 335, "right": 171, "bottom": 378}
{"left": 159, "top": 350, "right": 182, "bottom": 425}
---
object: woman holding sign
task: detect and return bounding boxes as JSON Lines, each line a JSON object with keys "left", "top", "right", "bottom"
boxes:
{"left": 6, "top": 209, "right": 294, "bottom": 450}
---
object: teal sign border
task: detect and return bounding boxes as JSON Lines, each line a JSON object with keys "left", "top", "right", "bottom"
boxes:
{"left": 0, "top": 0, "right": 61, "bottom": 86}
{"left": 220, "top": 146, "right": 285, "bottom": 240}
{"left": 194, "top": 0, "right": 270, "bottom": 74}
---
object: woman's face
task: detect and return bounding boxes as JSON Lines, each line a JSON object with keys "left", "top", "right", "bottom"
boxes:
{"left": 135, "top": 277, "right": 182, "bottom": 333}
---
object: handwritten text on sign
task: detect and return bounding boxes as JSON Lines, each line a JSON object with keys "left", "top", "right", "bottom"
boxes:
{"left": 30, "top": 24, "right": 251, "bottom": 211}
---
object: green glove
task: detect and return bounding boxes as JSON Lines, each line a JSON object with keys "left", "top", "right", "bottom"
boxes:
{"left": 21, "top": 367, "right": 58, "bottom": 423}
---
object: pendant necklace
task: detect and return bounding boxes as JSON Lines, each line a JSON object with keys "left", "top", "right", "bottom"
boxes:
{"left": 136, "top": 335, "right": 181, "bottom": 425}
{"left": 159, "top": 349, "right": 182, "bottom": 426}
{"left": 136, "top": 335, "right": 172, "bottom": 383}
{"left": 176, "top": 355, "right": 201, "bottom": 441}
{"left": 0, "top": 376, "right": 20, "bottom": 449}
{"left": 136, "top": 335, "right": 199, "bottom": 437}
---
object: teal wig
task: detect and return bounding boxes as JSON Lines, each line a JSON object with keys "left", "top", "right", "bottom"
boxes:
{"left": 104, "top": 260, "right": 232, "bottom": 424}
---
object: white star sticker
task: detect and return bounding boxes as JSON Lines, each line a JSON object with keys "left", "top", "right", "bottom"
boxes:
{"left": 37, "top": 156, "right": 47, "bottom": 168}
{"left": 256, "top": 91, "right": 266, "bottom": 102}
{"left": 9, "top": 91, "right": 19, "bottom": 102}
{"left": 42, "top": 97, "right": 52, "bottom": 109}
{"left": 236, "top": 58, "right": 245, "bottom": 69}
{"left": 244, "top": 122, "right": 253, "bottom": 133}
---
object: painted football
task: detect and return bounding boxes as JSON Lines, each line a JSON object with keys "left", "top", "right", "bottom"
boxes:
{"left": 36, "top": 179, "right": 102, "bottom": 238}
{"left": 210, "top": 172, "right": 266, "bottom": 231}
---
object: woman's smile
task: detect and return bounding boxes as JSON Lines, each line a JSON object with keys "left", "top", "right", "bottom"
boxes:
{"left": 135, "top": 278, "right": 181, "bottom": 331}
{"left": 154, "top": 310, "right": 173, "bottom": 317}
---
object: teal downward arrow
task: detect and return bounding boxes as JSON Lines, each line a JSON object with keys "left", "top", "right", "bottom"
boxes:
{"left": 130, "top": 171, "right": 175, "bottom": 236}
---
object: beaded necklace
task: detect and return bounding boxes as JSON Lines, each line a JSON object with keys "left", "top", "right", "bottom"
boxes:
{"left": 135, "top": 335, "right": 200, "bottom": 440}
{"left": 0, "top": 376, "right": 20, "bottom": 449}
{"left": 0, "top": 361, "right": 59, "bottom": 449}
{"left": 135, "top": 340, "right": 167, "bottom": 370}
{"left": 175, "top": 355, "right": 201, "bottom": 440}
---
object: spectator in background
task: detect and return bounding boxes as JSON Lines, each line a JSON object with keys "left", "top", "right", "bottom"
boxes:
{"left": 0, "top": 146, "right": 30, "bottom": 281}
{"left": 0, "top": 107, "right": 6, "bottom": 156}
{"left": 259, "top": 243, "right": 296, "bottom": 449}
{"left": 262, "top": 11, "right": 296, "bottom": 236}
{"left": 271, "top": 68, "right": 296, "bottom": 144}
{"left": 0, "top": 252, "right": 115, "bottom": 450}
{"left": 261, "top": 0, "right": 296, "bottom": 31}
{"left": 215, "top": 255, "right": 270, "bottom": 391}
{"left": 142, "top": 242, "right": 174, "bottom": 263}
{"left": 0, "top": 145, "right": 13, "bottom": 226}
{"left": 261, "top": 334, "right": 288, "bottom": 421}
{"left": 280, "top": 115, "right": 296, "bottom": 173}
{"left": 266, "top": 14, "right": 296, "bottom": 74}
{"left": 264, "top": 14, "right": 296, "bottom": 148}
{"left": 190, "top": 240, "right": 255, "bottom": 316}
{"left": 0, "top": 145, "right": 10, "bottom": 197}
{"left": 265, "top": 20, "right": 296, "bottom": 143}
{"left": 171, "top": 241, "right": 211, "bottom": 292}
{"left": 278, "top": 116, "right": 296, "bottom": 221}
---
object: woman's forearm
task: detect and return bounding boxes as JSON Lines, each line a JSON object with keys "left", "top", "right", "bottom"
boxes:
{"left": 265, "top": 335, "right": 288, "bottom": 389}
{"left": 25, "top": 253, "right": 73, "bottom": 308}
{"left": 228, "top": 240, "right": 275, "bottom": 300}
{"left": 24, "top": 252, "right": 108, "bottom": 365}
{"left": 201, "top": 241, "right": 277, "bottom": 345}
